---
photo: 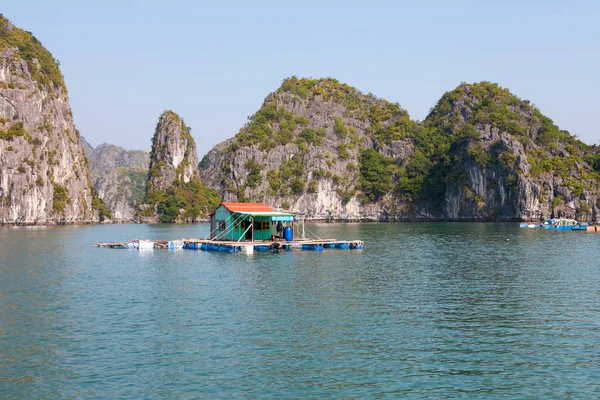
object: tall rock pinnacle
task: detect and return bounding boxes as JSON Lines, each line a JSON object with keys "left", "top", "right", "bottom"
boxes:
{"left": 0, "top": 14, "right": 96, "bottom": 224}
{"left": 137, "top": 110, "right": 219, "bottom": 223}
{"left": 147, "top": 110, "right": 199, "bottom": 191}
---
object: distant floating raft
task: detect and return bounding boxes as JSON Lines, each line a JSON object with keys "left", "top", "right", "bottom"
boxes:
{"left": 520, "top": 219, "right": 594, "bottom": 231}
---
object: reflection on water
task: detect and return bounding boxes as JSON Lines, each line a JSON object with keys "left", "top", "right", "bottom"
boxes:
{"left": 0, "top": 223, "right": 599, "bottom": 398}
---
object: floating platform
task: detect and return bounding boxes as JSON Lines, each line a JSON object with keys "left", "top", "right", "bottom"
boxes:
{"left": 94, "top": 238, "right": 364, "bottom": 254}
{"left": 520, "top": 224, "right": 594, "bottom": 231}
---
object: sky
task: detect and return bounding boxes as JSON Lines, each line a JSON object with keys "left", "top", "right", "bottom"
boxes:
{"left": 2, "top": 0, "right": 599, "bottom": 157}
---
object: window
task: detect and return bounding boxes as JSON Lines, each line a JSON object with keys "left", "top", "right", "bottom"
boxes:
{"left": 218, "top": 220, "right": 226, "bottom": 230}
{"left": 253, "top": 221, "right": 270, "bottom": 231}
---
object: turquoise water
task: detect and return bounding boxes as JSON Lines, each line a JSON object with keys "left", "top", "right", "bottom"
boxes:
{"left": 1, "top": 223, "right": 599, "bottom": 398}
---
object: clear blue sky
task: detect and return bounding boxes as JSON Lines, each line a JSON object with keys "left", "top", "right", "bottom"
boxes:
{"left": 3, "top": 0, "right": 599, "bottom": 156}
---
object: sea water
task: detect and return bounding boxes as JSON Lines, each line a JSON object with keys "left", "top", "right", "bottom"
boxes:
{"left": 0, "top": 223, "right": 599, "bottom": 398}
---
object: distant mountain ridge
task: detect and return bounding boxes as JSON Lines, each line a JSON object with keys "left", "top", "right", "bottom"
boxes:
{"left": 85, "top": 141, "right": 149, "bottom": 221}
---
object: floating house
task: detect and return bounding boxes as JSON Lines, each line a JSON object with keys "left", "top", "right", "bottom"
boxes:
{"left": 209, "top": 202, "right": 296, "bottom": 241}
{"left": 95, "top": 201, "right": 365, "bottom": 252}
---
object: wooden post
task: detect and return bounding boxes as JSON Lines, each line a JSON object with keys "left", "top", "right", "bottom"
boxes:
{"left": 228, "top": 214, "right": 232, "bottom": 241}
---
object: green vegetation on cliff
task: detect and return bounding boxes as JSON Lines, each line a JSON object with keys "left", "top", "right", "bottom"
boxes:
{"left": 52, "top": 184, "right": 70, "bottom": 214}
{"left": 0, "top": 122, "right": 30, "bottom": 141}
{"left": 359, "top": 149, "right": 394, "bottom": 202}
{"left": 91, "top": 189, "right": 112, "bottom": 221}
{"left": 232, "top": 76, "right": 411, "bottom": 151}
{"left": 391, "top": 81, "right": 599, "bottom": 213}
{"left": 144, "top": 180, "right": 220, "bottom": 222}
{"left": 0, "top": 14, "right": 65, "bottom": 90}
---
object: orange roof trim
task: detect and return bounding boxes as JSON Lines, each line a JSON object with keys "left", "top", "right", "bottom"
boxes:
{"left": 221, "top": 202, "right": 273, "bottom": 213}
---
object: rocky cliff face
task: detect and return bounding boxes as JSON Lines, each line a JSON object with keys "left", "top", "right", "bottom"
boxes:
{"left": 199, "top": 77, "right": 600, "bottom": 221}
{"left": 0, "top": 16, "right": 96, "bottom": 224}
{"left": 426, "top": 83, "right": 600, "bottom": 221}
{"left": 86, "top": 142, "right": 149, "bottom": 221}
{"left": 199, "top": 77, "right": 417, "bottom": 220}
{"left": 137, "top": 110, "right": 219, "bottom": 222}
{"left": 146, "top": 110, "right": 198, "bottom": 191}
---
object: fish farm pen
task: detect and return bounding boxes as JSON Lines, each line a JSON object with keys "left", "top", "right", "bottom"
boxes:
{"left": 94, "top": 202, "right": 364, "bottom": 254}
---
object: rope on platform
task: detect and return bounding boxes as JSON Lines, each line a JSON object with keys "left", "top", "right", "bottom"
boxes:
{"left": 303, "top": 224, "right": 321, "bottom": 240}
{"left": 294, "top": 220, "right": 321, "bottom": 240}
{"left": 203, "top": 213, "right": 247, "bottom": 240}
{"left": 211, "top": 213, "right": 248, "bottom": 240}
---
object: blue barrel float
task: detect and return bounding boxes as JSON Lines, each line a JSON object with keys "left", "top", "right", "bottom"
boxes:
{"left": 283, "top": 226, "right": 293, "bottom": 242}
{"left": 301, "top": 244, "right": 323, "bottom": 251}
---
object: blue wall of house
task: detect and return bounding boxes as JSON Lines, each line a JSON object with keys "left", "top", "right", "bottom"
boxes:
{"left": 214, "top": 205, "right": 232, "bottom": 240}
